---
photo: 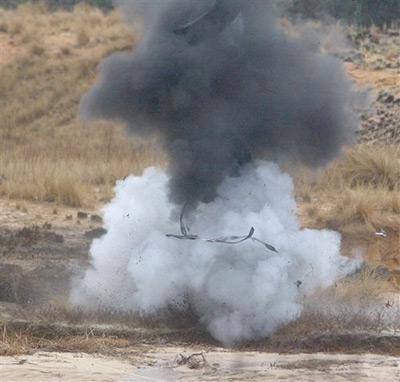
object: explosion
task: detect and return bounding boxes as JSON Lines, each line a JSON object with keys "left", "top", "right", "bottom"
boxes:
{"left": 71, "top": 0, "right": 362, "bottom": 345}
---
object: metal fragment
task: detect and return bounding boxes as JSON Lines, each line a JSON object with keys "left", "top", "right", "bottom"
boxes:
{"left": 166, "top": 207, "right": 278, "bottom": 253}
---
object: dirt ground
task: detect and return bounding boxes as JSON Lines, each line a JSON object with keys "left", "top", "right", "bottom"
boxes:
{"left": 1, "top": 347, "right": 400, "bottom": 382}
{"left": 0, "top": 198, "right": 100, "bottom": 305}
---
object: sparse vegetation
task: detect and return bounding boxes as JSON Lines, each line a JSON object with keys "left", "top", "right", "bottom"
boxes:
{"left": 0, "top": 323, "right": 132, "bottom": 356}
{"left": 2, "top": 284, "right": 400, "bottom": 356}
{"left": 0, "top": 3, "right": 164, "bottom": 207}
{"left": 293, "top": 144, "right": 400, "bottom": 270}
{"left": 321, "top": 145, "right": 400, "bottom": 191}
{"left": 292, "top": 0, "right": 400, "bottom": 27}
{"left": 76, "top": 28, "right": 89, "bottom": 45}
{"left": 295, "top": 147, "right": 399, "bottom": 225}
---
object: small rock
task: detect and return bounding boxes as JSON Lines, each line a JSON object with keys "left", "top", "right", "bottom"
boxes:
{"left": 90, "top": 214, "right": 102, "bottom": 223}
{"left": 384, "top": 95, "right": 394, "bottom": 104}
{"left": 85, "top": 228, "right": 107, "bottom": 239}
{"left": 77, "top": 211, "right": 88, "bottom": 219}
{"left": 42, "top": 222, "right": 52, "bottom": 230}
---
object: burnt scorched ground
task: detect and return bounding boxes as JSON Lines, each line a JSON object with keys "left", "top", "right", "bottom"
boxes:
{"left": 0, "top": 199, "right": 102, "bottom": 307}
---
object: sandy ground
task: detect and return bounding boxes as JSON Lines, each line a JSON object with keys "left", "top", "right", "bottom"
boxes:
{"left": 1, "top": 348, "right": 400, "bottom": 382}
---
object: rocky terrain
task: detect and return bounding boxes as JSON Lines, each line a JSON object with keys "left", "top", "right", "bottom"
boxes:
{"left": 347, "top": 25, "right": 400, "bottom": 144}
{"left": 358, "top": 91, "right": 400, "bottom": 144}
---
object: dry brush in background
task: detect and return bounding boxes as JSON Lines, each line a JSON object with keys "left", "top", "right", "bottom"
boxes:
{"left": 0, "top": 3, "right": 164, "bottom": 207}
{"left": 1, "top": 3, "right": 398, "bottom": 264}
{"left": 0, "top": 3, "right": 399, "bottom": 293}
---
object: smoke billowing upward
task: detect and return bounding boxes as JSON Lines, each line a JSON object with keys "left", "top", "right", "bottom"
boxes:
{"left": 72, "top": 1, "right": 364, "bottom": 345}
{"left": 79, "top": 0, "right": 358, "bottom": 211}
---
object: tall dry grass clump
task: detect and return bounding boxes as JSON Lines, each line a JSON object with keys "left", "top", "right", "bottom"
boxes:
{"left": 296, "top": 145, "right": 400, "bottom": 232}
{"left": 294, "top": 144, "right": 400, "bottom": 271}
{"left": 0, "top": 3, "right": 165, "bottom": 207}
{"left": 322, "top": 145, "right": 399, "bottom": 231}
{"left": 0, "top": 323, "right": 131, "bottom": 356}
{"left": 76, "top": 28, "right": 90, "bottom": 45}
{"left": 325, "top": 187, "right": 400, "bottom": 232}
{"left": 322, "top": 145, "right": 400, "bottom": 191}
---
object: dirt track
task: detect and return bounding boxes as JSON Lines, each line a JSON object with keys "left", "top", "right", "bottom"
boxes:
{"left": 1, "top": 348, "right": 400, "bottom": 382}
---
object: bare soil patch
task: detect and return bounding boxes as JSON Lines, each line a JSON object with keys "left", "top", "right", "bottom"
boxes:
{"left": 1, "top": 348, "right": 399, "bottom": 382}
{"left": 346, "top": 64, "right": 400, "bottom": 89}
{"left": 0, "top": 34, "right": 23, "bottom": 64}
{"left": 0, "top": 199, "right": 99, "bottom": 304}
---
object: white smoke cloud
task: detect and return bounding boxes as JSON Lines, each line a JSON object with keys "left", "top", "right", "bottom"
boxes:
{"left": 70, "top": 161, "right": 360, "bottom": 345}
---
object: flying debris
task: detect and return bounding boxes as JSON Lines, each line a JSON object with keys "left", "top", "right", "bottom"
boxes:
{"left": 375, "top": 228, "right": 387, "bottom": 237}
{"left": 166, "top": 206, "right": 278, "bottom": 253}
{"left": 174, "top": 0, "right": 241, "bottom": 44}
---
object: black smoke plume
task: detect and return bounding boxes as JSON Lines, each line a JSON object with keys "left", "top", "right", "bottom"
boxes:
{"left": 79, "top": 0, "right": 358, "bottom": 211}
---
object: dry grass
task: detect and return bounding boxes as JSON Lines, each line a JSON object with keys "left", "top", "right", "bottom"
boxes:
{"left": 1, "top": 122, "right": 162, "bottom": 207}
{"left": 321, "top": 145, "right": 400, "bottom": 191}
{"left": 11, "top": 297, "right": 200, "bottom": 332}
{"left": 0, "top": 4, "right": 397, "bottom": 217}
{"left": 5, "top": 264, "right": 398, "bottom": 335}
{"left": 294, "top": 144, "right": 400, "bottom": 271}
{"left": 272, "top": 265, "right": 400, "bottom": 343}
{"left": 2, "top": 268, "right": 399, "bottom": 356}
{"left": 76, "top": 27, "right": 90, "bottom": 45}
{"left": 318, "top": 265, "right": 398, "bottom": 304}
{"left": 1, "top": 325, "right": 35, "bottom": 356}
{"left": 279, "top": 303, "right": 400, "bottom": 344}
{"left": 295, "top": 145, "right": 400, "bottom": 233}
{"left": 0, "top": 323, "right": 132, "bottom": 356}
{"left": 0, "top": 3, "right": 165, "bottom": 207}
{"left": 324, "top": 188, "right": 399, "bottom": 232}
{"left": 0, "top": 301, "right": 203, "bottom": 356}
